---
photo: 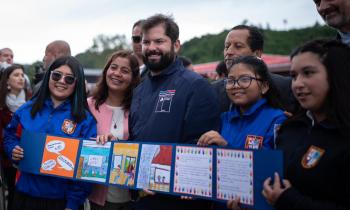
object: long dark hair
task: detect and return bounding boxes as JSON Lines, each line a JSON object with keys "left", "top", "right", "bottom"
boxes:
{"left": 31, "top": 56, "right": 89, "bottom": 123}
{"left": 228, "top": 55, "right": 283, "bottom": 109}
{"left": 0, "top": 64, "right": 27, "bottom": 109}
{"left": 92, "top": 50, "right": 140, "bottom": 111}
{"left": 290, "top": 39, "right": 350, "bottom": 138}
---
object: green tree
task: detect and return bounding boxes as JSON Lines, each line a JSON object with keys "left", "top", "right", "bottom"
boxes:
{"left": 76, "top": 34, "right": 130, "bottom": 68}
{"left": 180, "top": 25, "right": 336, "bottom": 64}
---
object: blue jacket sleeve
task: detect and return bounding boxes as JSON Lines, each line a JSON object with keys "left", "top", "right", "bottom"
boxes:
{"left": 183, "top": 79, "right": 220, "bottom": 143}
{"left": 263, "top": 114, "right": 287, "bottom": 149}
{"left": 4, "top": 111, "right": 21, "bottom": 161}
{"left": 66, "top": 113, "right": 96, "bottom": 210}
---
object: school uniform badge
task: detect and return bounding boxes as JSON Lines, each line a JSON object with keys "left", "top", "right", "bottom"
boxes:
{"left": 244, "top": 135, "right": 263, "bottom": 149}
{"left": 61, "top": 119, "right": 76, "bottom": 134}
{"left": 301, "top": 145, "right": 325, "bottom": 169}
{"left": 155, "top": 90, "right": 176, "bottom": 113}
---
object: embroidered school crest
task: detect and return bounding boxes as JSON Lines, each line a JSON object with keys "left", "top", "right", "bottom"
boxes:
{"left": 155, "top": 90, "right": 176, "bottom": 113}
{"left": 61, "top": 119, "right": 77, "bottom": 134}
{"left": 244, "top": 135, "right": 263, "bottom": 149}
{"left": 301, "top": 145, "right": 325, "bottom": 169}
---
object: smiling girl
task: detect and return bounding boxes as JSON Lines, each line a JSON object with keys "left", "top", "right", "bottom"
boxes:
{"left": 262, "top": 39, "right": 350, "bottom": 210}
{"left": 198, "top": 56, "right": 287, "bottom": 210}
{"left": 4, "top": 56, "right": 97, "bottom": 210}
{"left": 198, "top": 56, "right": 287, "bottom": 150}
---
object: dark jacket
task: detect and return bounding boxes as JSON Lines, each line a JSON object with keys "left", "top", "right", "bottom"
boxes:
{"left": 212, "top": 79, "right": 230, "bottom": 113}
{"left": 274, "top": 113, "right": 350, "bottom": 210}
{"left": 129, "top": 58, "right": 220, "bottom": 210}
{"left": 130, "top": 58, "right": 220, "bottom": 143}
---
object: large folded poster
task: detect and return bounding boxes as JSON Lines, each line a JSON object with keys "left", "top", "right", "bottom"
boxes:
{"left": 19, "top": 131, "right": 282, "bottom": 210}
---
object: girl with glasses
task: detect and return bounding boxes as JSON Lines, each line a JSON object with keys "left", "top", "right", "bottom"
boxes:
{"left": 262, "top": 39, "right": 350, "bottom": 210}
{"left": 198, "top": 56, "right": 287, "bottom": 209}
{"left": 87, "top": 50, "right": 140, "bottom": 210}
{"left": 4, "top": 56, "right": 97, "bottom": 210}
{"left": 198, "top": 55, "right": 286, "bottom": 149}
{"left": 0, "top": 64, "right": 29, "bottom": 210}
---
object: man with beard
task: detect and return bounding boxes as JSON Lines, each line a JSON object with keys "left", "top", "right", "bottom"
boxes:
{"left": 213, "top": 25, "right": 296, "bottom": 114}
{"left": 313, "top": 0, "right": 350, "bottom": 46}
{"left": 129, "top": 14, "right": 219, "bottom": 210}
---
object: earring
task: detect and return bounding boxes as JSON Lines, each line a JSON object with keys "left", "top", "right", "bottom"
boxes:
{"left": 7, "top": 85, "right": 10, "bottom": 90}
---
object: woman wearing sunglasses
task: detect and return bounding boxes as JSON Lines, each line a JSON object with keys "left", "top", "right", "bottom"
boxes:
{"left": 87, "top": 50, "right": 140, "bottom": 210}
{"left": 0, "top": 64, "right": 29, "bottom": 210}
{"left": 4, "top": 56, "right": 97, "bottom": 210}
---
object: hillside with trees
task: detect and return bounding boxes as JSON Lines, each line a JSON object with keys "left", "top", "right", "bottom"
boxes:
{"left": 74, "top": 24, "right": 336, "bottom": 69}
{"left": 180, "top": 23, "right": 336, "bottom": 64}
{"left": 75, "top": 34, "right": 129, "bottom": 68}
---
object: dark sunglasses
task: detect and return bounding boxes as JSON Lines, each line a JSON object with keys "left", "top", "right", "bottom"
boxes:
{"left": 50, "top": 71, "right": 76, "bottom": 85}
{"left": 132, "top": 36, "right": 142, "bottom": 43}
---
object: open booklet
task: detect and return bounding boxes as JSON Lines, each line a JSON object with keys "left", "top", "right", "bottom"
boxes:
{"left": 19, "top": 130, "right": 283, "bottom": 210}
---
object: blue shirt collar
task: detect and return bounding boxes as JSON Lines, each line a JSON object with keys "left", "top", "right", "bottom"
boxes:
{"left": 229, "top": 98, "right": 267, "bottom": 119}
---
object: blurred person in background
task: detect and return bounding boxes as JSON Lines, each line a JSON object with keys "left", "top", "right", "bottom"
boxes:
{"left": 0, "top": 64, "right": 28, "bottom": 210}
{"left": 0, "top": 48, "right": 32, "bottom": 96}
{"left": 33, "top": 40, "right": 71, "bottom": 95}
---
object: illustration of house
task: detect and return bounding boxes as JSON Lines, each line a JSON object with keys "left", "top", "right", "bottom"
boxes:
{"left": 149, "top": 145, "right": 172, "bottom": 191}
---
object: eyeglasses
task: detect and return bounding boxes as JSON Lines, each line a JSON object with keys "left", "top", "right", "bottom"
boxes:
{"left": 50, "top": 71, "right": 76, "bottom": 85}
{"left": 132, "top": 36, "right": 142, "bottom": 43}
{"left": 224, "top": 76, "right": 262, "bottom": 89}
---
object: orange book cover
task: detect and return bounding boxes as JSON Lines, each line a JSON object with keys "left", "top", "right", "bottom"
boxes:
{"left": 40, "top": 135, "right": 80, "bottom": 178}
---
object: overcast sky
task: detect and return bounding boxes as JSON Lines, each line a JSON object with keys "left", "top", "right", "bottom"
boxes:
{"left": 1, "top": 0, "right": 324, "bottom": 64}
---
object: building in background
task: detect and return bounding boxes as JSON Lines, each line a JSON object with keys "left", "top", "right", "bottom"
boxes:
{"left": 193, "top": 54, "right": 291, "bottom": 80}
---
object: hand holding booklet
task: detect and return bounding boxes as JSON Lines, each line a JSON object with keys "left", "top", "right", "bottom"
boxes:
{"left": 19, "top": 131, "right": 283, "bottom": 210}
